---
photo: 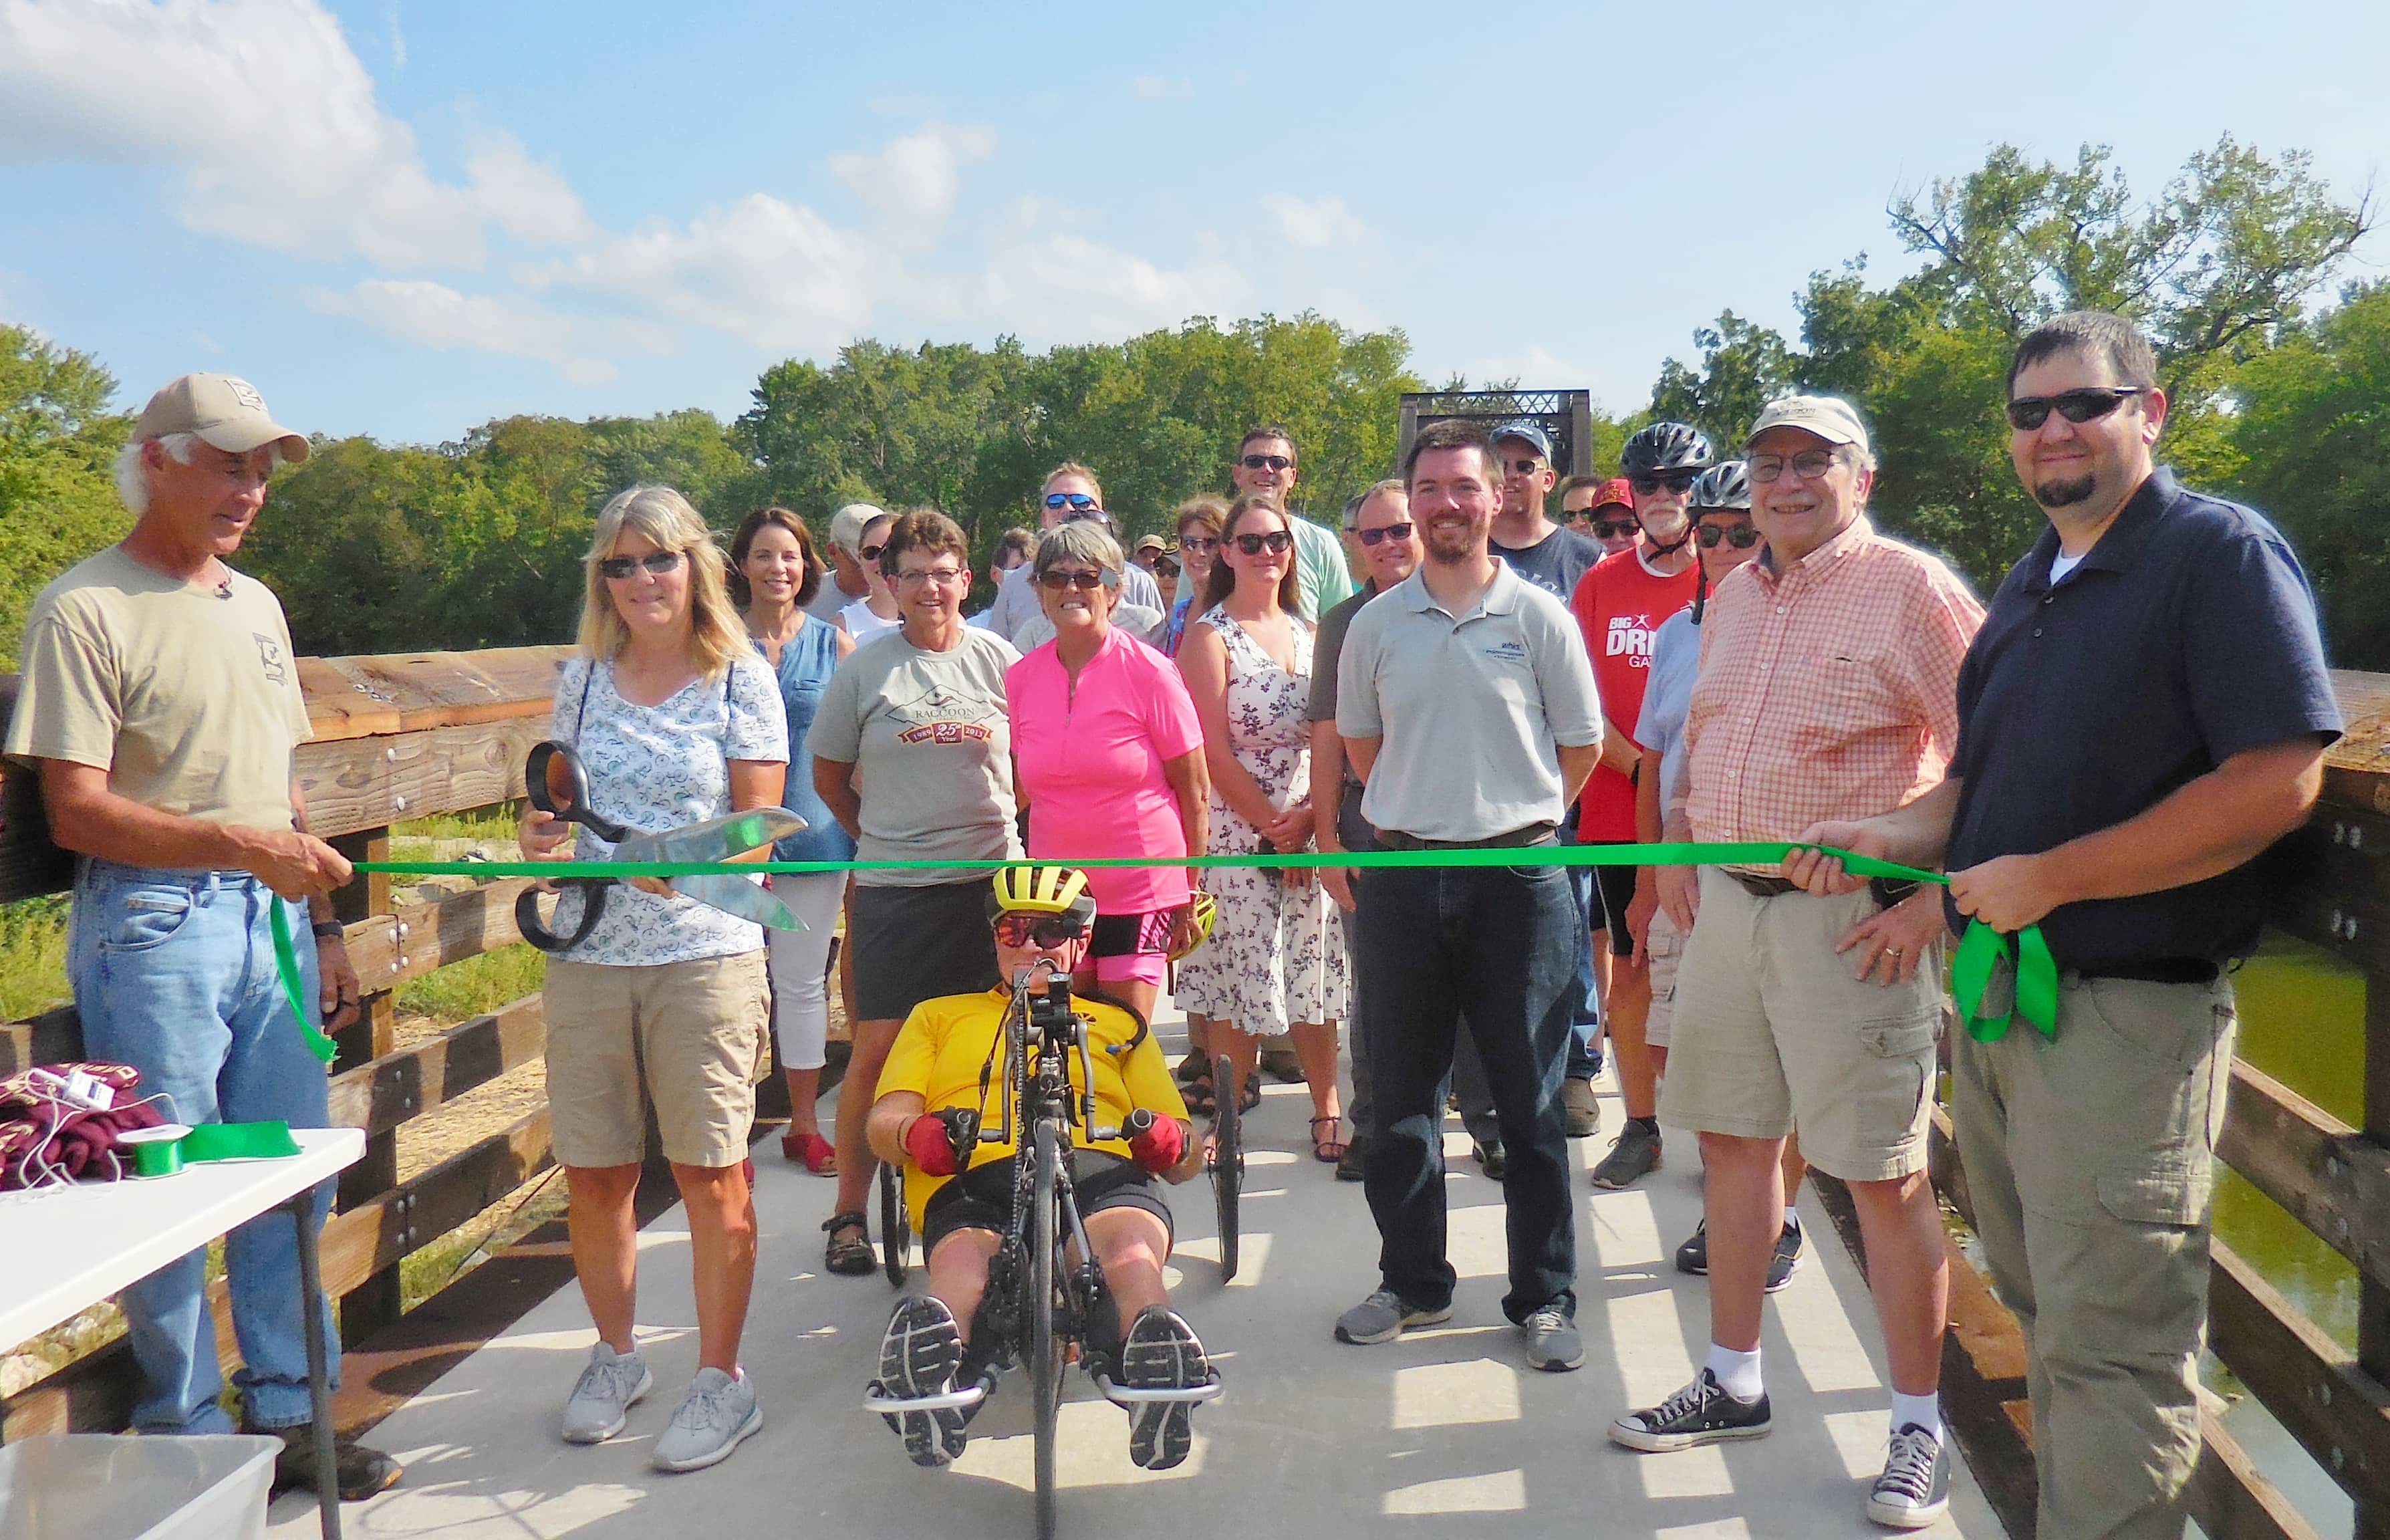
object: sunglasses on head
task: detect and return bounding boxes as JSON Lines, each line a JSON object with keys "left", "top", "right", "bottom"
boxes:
{"left": 1037, "top": 567, "right": 1107, "bottom": 592}
{"left": 1232, "top": 530, "right": 1293, "bottom": 555}
{"left": 1696, "top": 522, "right": 1761, "bottom": 549}
{"left": 2004, "top": 386, "right": 2145, "bottom": 432}
{"left": 1591, "top": 518, "right": 1637, "bottom": 539}
{"left": 1239, "top": 454, "right": 1293, "bottom": 472}
{"left": 1178, "top": 535, "right": 1218, "bottom": 553}
{"left": 993, "top": 912, "right": 1087, "bottom": 948}
{"left": 1629, "top": 472, "right": 1700, "bottom": 497}
{"left": 1357, "top": 521, "right": 1414, "bottom": 547}
{"left": 597, "top": 549, "right": 684, "bottom": 580}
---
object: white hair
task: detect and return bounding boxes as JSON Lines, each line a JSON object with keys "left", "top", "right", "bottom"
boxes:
{"left": 112, "top": 432, "right": 283, "bottom": 516}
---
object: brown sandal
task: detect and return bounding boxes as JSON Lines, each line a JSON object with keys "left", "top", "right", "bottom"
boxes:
{"left": 1309, "top": 1115, "right": 1347, "bottom": 1164}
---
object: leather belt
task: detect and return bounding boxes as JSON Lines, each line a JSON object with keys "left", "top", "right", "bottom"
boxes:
{"left": 1730, "top": 872, "right": 1798, "bottom": 898}
{"left": 2075, "top": 958, "right": 2220, "bottom": 986}
{"left": 1376, "top": 822, "right": 1559, "bottom": 852}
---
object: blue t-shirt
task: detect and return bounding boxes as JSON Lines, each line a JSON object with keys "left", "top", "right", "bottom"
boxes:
{"left": 758, "top": 618, "right": 859, "bottom": 864}
{"left": 1944, "top": 468, "right": 2341, "bottom": 968}
{"left": 1635, "top": 606, "right": 1701, "bottom": 821}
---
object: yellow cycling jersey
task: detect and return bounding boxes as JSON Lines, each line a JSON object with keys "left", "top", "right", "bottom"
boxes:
{"left": 878, "top": 986, "right": 1190, "bottom": 1229}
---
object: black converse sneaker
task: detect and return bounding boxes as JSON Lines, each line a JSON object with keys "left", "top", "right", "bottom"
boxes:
{"left": 1609, "top": 1368, "right": 1772, "bottom": 1452}
{"left": 1866, "top": 1422, "right": 1952, "bottom": 1529}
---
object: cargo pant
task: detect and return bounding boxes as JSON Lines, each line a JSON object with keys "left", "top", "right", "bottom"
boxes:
{"left": 1953, "top": 973, "right": 2236, "bottom": 1540}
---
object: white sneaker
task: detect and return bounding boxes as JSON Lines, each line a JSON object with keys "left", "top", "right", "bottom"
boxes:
{"left": 650, "top": 1367, "right": 763, "bottom": 1472}
{"left": 560, "top": 1341, "right": 652, "bottom": 1444}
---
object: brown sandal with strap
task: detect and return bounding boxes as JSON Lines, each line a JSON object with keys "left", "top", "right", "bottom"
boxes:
{"left": 1309, "top": 1115, "right": 1347, "bottom": 1164}
{"left": 823, "top": 1210, "right": 874, "bottom": 1276}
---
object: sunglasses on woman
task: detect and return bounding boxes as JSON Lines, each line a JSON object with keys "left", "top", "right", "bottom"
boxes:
{"left": 1232, "top": 530, "right": 1293, "bottom": 556}
{"left": 2004, "top": 386, "right": 2145, "bottom": 432}
{"left": 1154, "top": 557, "right": 1181, "bottom": 578}
{"left": 1696, "top": 522, "right": 1762, "bottom": 549}
{"left": 1357, "top": 521, "right": 1414, "bottom": 547}
{"left": 597, "top": 550, "right": 684, "bottom": 580}
{"left": 1178, "top": 535, "right": 1219, "bottom": 553}
{"left": 858, "top": 543, "right": 886, "bottom": 562}
{"left": 993, "top": 912, "right": 1087, "bottom": 948}
{"left": 1037, "top": 567, "right": 1107, "bottom": 592}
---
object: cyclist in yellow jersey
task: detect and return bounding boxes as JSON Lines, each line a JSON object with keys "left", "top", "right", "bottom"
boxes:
{"left": 866, "top": 866, "right": 1209, "bottom": 1470}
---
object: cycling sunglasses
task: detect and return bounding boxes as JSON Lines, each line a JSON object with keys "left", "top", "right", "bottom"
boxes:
{"left": 1357, "top": 521, "right": 1414, "bottom": 547}
{"left": 1629, "top": 471, "right": 1700, "bottom": 497}
{"left": 1045, "top": 491, "right": 1101, "bottom": 511}
{"left": 1239, "top": 453, "right": 1293, "bottom": 472}
{"left": 2005, "top": 386, "right": 2145, "bottom": 432}
{"left": 993, "top": 912, "right": 1088, "bottom": 948}
{"left": 1591, "top": 518, "right": 1637, "bottom": 539}
{"left": 1037, "top": 567, "right": 1106, "bottom": 592}
{"left": 1232, "top": 530, "right": 1293, "bottom": 555}
{"left": 597, "top": 550, "right": 684, "bottom": 580}
{"left": 1697, "top": 522, "right": 1762, "bottom": 549}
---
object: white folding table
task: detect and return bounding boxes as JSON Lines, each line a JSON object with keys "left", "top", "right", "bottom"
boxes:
{"left": 0, "top": 1127, "right": 364, "bottom": 1540}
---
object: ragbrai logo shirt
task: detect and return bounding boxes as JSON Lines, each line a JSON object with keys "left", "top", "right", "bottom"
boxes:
{"left": 1567, "top": 549, "right": 1701, "bottom": 840}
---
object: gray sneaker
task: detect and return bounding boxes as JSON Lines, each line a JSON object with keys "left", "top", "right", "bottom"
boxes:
{"left": 1520, "top": 1304, "right": 1583, "bottom": 1372}
{"left": 1121, "top": 1306, "right": 1210, "bottom": 1471}
{"left": 560, "top": 1341, "right": 652, "bottom": 1444}
{"left": 650, "top": 1367, "right": 762, "bottom": 1472}
{"left": 1334, "top": 1288, "right": 1452, "bottom": 1345}
{"left": 1563, "top": 1076, "right": 1603, "bottom": 1138}
{"left": 1866, "top": 1423, "right": 1952, "bottom": 1528}
{"left": 1590, "top": 1120, "right": 1662, "bottom": 1190}
{"left": 1767, "top": 1216, "right": 1805, "bottom": 1293}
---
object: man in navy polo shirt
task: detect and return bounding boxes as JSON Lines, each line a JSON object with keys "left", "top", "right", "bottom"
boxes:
{"left": 1792, "top": 310, "right": 2339, "bottom": 1538}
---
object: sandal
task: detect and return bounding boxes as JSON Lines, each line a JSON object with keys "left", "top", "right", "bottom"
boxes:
{"left": 1238, "top": 1075, "right": 1262, "bottom": 1116}
{"left": 1309, "top": 1116, "right": 1347, "bottom": 1164}
{"left": 1184, "top": 1067, "right": 1218, "bottom": 1118}
{"left": 782, "top": 1130, "right": 837, "bottom": 1176}
{"left": 823, "top": 1210, "right": 874, "bottom": 1276}
{"left": 1174, "top": 1048, "right": 1208, "bottom": 1085}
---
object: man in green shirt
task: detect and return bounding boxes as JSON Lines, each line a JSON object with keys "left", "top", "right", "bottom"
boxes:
{"left": 1230, "top": 425, "right": 1355, "bottom": 622}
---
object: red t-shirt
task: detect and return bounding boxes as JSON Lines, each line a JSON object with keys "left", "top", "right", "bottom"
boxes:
{"left": 1568, "top": 549, "right": 1702, "bottom": 840}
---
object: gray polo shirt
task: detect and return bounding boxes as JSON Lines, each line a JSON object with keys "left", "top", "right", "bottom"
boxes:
{"left": 1336, "top": 561, "right": 1602, "bottom": 843}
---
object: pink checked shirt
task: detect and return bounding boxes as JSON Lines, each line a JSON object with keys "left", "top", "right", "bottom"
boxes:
{"left": 1686, "top": 515, "right": 1983, "bottom": 859}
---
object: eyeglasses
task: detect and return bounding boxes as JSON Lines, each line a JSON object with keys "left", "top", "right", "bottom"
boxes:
{"left": 597, "top": 550, "right": 684, "bottom": 580}
{"left": 993, "top": 912, "right": 1087, "bottom": 948}
{"left": 1153, "top": 557, "right": 1180, "bottom": 578}
{"left": 1045, "top": 492, "right": 1102, "bottom": 512}
{"left": 1239, "top": 454, "right": 1293, "bottom": 473}
{"left": 2004, "top": 386, "right": 2145, "bottom": 432}
{"left": 895, "top": 567, "right": 966, "bottom": 588}
{"left": 1357, "top": 521, "right": 1415, "bottom": 547}
{"left": 1232, "top": 530, "right": 1293, "bottom": 556}
{"left": 1696, "top": 522, "right": 1762, "bottom": 549}
{"left": 1746, "top": 450, "right": 1839, "bottom": 484}
{"left": 857, "top": 543, "right": 886, "bottom": 562}
{"left": 1591, "top": 518, "right": 1638, "bottom": 539}
{"left": 1629, "top": 472, "right": 1700, "bottom": 497}
{"left": 1505, "top": 458, "right": 1545, "bottom": 475}
{"left": 1038, "top": 567, "right": 1108, "bottom": 592}
{"left": 1178, "top": 535, "right": 1219, "bottom": 553}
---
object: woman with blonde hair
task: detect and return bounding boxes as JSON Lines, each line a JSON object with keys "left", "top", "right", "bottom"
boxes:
{"left": 520, "top": 485, "right": 788, "bottom": 1472}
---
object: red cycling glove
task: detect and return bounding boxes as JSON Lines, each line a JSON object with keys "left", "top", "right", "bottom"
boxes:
{"left": 1127, "top": 1114, "right": 1184, "bottom": 1175}
{"left": 903, "top": 1114, "right": 957, "bottom": 1176}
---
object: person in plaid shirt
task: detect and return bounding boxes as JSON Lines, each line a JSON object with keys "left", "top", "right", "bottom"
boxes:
{"left": 1611, "top": 394, "right": 1983, "bottom": 1532}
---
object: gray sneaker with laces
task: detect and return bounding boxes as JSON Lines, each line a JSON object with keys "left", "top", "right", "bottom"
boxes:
{"left": 560, "top": 1341, "right": 652, "bottom": 1444}
{"left": 1520, "top": 1303, "right": 1583, "bottom": 1372}
{"left": 1590, "top": 1120, "right": 1663, "bottom": 1190}
{"left": 650, "top": 1367, "right": 763, "bottom": 1472}
{"left": 1333, "top": 1289, "right": 1452, "bottom": 1345}
{"left": 1866, "top": 1423, "right": 1951, "bottom": 1528}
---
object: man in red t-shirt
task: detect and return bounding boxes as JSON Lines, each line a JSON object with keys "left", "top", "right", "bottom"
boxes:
{"left": 1567, "top": 421, "right": 1707, "bottom": 1190}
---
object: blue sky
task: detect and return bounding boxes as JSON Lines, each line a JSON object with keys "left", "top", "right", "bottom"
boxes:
{"left": 3, "top": 0, "right": 2383, "bottom": 445}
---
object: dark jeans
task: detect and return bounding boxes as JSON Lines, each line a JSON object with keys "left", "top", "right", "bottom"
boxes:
{"left": 1357, "top": 859, "right": 1579, "bottom": 1323}
{"left": 1564, "top": 862, "right": 1605, "bottom": 1079}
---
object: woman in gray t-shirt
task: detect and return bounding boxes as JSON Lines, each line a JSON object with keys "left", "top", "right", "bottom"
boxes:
{"left": 806, "top": 509, "right": 1022, "bottom": 1275}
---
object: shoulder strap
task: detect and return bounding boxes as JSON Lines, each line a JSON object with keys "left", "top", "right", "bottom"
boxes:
{"left": 571, "top": 661, "right": 595, "bottom": 749}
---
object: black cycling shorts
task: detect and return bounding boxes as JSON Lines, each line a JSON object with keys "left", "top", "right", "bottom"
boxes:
{"left": 920, "top": 1148, "right": 1173, "bottom": 1259}
{"left": 1583, "top": 844, "right": 1639, "bottom": 959}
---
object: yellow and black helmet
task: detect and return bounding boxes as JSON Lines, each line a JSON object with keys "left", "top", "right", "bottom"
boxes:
{"left": 986, "top": 864, "right": 1098, "bottom": 928}
{"left": 1170, "top": 890, "right": 1218, "bottom": 961}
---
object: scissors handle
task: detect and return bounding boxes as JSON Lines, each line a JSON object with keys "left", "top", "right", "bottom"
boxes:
{"left": 514, "top": 880, "right": 609, "bottom": 953}
{"left": 525, "top": 741, "right": 630, "bottom": 843}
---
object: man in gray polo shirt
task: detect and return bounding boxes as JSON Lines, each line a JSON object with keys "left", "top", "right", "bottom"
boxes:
{"left": 1332, "top": 418, "right": 1603, "bottom": 1372}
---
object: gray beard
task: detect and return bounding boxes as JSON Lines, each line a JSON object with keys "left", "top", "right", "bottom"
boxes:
{"left": 2034, "top": 473, "right": 2097, "bottom": 509}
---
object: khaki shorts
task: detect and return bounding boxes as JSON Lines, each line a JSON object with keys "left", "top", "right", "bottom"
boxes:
{"left": 1643, "top": 908, "right": 1684, "bottom": 1049}
{"left": 1659, "top": 868, "right": 1942, "bottom": 1182}
{"left": 544, "top": 950, "right": 770, "bottom": 1170}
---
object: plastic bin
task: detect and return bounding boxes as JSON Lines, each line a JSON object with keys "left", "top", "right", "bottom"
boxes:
{"left": 0, "top": 1434, "right": 281, "bottom": 1540}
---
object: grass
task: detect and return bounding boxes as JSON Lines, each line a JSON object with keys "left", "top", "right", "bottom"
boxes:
{"left": 0, "top": 892, "right": 71, "bottom": 1021}
{"left": 396, "top": 941, "right": 544, "bottom": 1021}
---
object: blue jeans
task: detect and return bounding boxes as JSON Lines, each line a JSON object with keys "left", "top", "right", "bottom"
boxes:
{"left": 1357, "top": 859, "right": 1579, "bottom": 1322}
{"left": 69, "top": 860, "right": 338, "bottom": 1433}
{"left": 1564, "top": 864, "right": 1605, "bottom": 1080}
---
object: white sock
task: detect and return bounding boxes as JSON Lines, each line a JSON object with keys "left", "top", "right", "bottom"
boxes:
{"left": 1889, "top": 1390, "right": 1942, "bottom": 1442}
{"left": 1783, "top": 1206, "right": 1800, "bottom": 1229}
{"left": 1706, "top": 1343, "right": 1763, "bottom": 1401}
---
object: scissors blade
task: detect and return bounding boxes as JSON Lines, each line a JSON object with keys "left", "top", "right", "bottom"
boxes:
{"left": 673, "top": 872, "right": 804, "bottom": 930}
{"left": 645, "top": 808, "right": 805, "bottom": 864}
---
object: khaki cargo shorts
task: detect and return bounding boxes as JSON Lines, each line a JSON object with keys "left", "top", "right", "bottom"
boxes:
{"left": 1659, "top": 868, "right": 1942, "bottom": 1182}
{"left": 544, "top": 950, "right": 771, "bottom": 1170}
{"left": 1644, "top": 907, "right": 1684, "bottom": 1049}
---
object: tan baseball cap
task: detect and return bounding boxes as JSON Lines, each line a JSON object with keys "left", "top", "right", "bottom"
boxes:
{"left": 828, "top": 502, "right": 888, "bottom": 555}
{"left": 1745, "top": 393, "right": 1871, "bottom": 459}
{"left": 133, "top": 374, "right": 310, "bottom": 463}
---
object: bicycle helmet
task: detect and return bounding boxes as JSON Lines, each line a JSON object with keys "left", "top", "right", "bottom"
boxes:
{"left": 986, "top": 864, "right": 1099, "bottom": 928}
{"left": 1620, "top": 421, "right": 1715, "bottom": 478}
{"left": 1170, "top": 890, "right": 1219, "bottom": 962}
{"left": 1690, "top": 460, "right": 1751, "bottom": 513}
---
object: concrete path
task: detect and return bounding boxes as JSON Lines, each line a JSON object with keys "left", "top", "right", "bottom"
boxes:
{"left": 272, "top": 1005, "right": 2000, "bottom": 1540}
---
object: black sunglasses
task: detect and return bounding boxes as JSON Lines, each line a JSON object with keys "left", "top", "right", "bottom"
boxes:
{"left": 1591, "top": 518, "right": 1637, "bottom": 539}
{"left": 1232, "top": 530, "right": 1293, "bottom": 555}
{"left": 1178, "top": 535, "right": 1219, "bottom": 553}
{"left": 993, "top": 912, "right": 1087, "bottom": 948}
{"left": 1505, "top": 457, "right": 1545, "bottom": 475}
{"left": 2005, "top": 386, "right": 2145, "bottom": 432}
{"left": 1357, "top": 521, "right": 1415, "bottom": 547}
{"left": 1696, "top": 523, "right": 1761, "bottom": 549}
{"left": 858, "top": 543, "right": 886, "bottom": 562}
{"left": 1629, "top": 472, "right": 1700, "bottom": 496}
{"left": 1239, "top": 454, "right": 1293, "bottom": 472}
{"left": 1153, "top": 557, "right": 1180, "bottom": 578}
{"left": 597, "top": 549, "right": 684, "bottom": 580}
{"left": 1038, "top": 567, "right": 1107, "bottom": 592}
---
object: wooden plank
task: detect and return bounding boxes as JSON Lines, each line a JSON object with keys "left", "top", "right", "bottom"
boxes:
{"left": 317, "top": 1108, "right": 553, "bottom": 1299}
{"left": 0, "top": 1006, "right": 82, "bottom": 1076}
{"left": 323, "top": 995, "right": 547, "bottom": 1138}
{"left": 2208, "top": 1239, "right": 2390, "bottom": 1513}
{"left": 2218, "top": 1059, "right": 2390, "bottom": 1290}
{"left": 300, "top": 648, "right": 569, "bottom": 743}
{"left": 340, "top": 876, "right": 536, "bottom": 992}
{"left": 295, "top": 715, "right": 550, "bottom": 842}
{"left": 2191, "top": 1408, "right": 2328, "bottom": 1540}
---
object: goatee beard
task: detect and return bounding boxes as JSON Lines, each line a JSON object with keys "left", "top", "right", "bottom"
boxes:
{"left": 2034, "top": 473, "right": 2097, "bottom": 509}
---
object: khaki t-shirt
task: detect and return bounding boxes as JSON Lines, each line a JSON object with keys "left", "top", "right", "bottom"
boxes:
{"left": 3, "top": 545, "right": 312, "bottom": 833}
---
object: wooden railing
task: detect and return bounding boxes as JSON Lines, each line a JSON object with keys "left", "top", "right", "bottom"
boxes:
{"left": 4, "top": 650, "right": 2390, "bottom": 1540}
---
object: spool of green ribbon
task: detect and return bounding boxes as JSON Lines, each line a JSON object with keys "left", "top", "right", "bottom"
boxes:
{"left": 122, "top": 1120, "right": 303, "bottom": 1177}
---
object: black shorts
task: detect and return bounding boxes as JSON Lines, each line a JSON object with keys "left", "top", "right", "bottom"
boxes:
{"left": 849, "top": 880, "right": 999, "bottom": 1022}
{"left": 920, "top": 1149, "right": 1173, "bottom": 1258}
{"left": 1584, "top": 846, "right": 1638, "bottom": 958}
{"left": 1088, "top": 907, "right": 1178, "bottom": 958}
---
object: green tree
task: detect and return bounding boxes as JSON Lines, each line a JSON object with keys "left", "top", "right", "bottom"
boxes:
{"left": 0, "top": 326, "right": 130, "bottom": 668}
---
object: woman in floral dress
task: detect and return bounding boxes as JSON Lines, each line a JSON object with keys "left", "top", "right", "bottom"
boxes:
{"left": 1174, "top": 492, "right": 1351, "bottom": 1162}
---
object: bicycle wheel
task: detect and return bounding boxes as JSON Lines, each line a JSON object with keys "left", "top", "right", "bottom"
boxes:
{"left": 1031, "top": 1121, "right": 1062, "bottom": 1540}
{"left": 1212, "top": 1053, "right": 1241, "bottom": 1283}
{"left": 879, "top": 1160, "right": 912, "bottom": 1287}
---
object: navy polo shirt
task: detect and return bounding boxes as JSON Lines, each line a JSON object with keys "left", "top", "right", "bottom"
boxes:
{"left": 1944, "top": 467, "right": 2340, "bottom": 970}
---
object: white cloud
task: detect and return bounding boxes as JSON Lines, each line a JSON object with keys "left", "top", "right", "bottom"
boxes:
{"left": 938, "top": 229, "right": 1248, "bottom": 342}
{"left": 311, "top": 279, "right": 614, "bottom": 384}
{"left": 830, "top": 122, "right": 993, "bottom": 247}
{"left": 1265, "top": 193, "right": 1366, "bottom": 251}
{"left": 0, "top": 0, "right": 587, "bottom": 267}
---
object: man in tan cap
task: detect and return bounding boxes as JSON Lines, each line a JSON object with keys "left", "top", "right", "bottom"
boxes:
{"left": 1609, "top": 394, "right": 1982, "bottom": 1532}
{"left": 2, "top": 374, "right": 400, "bottom": 1499}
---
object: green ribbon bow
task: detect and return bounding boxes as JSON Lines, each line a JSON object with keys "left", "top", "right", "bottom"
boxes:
{"left": 1949, "top": 916, "right": 2061, "bottom": 1043}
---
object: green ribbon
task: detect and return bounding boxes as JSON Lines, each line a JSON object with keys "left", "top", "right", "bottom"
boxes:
{"left": 127, "top": 1120, "right": 302, "bottom": 1177}
{"left": 1950, "top": 916, "right": 2061, "bottom": 1044}
{"left": 268, "top": 901, "right": 343, "bottom": 1065}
